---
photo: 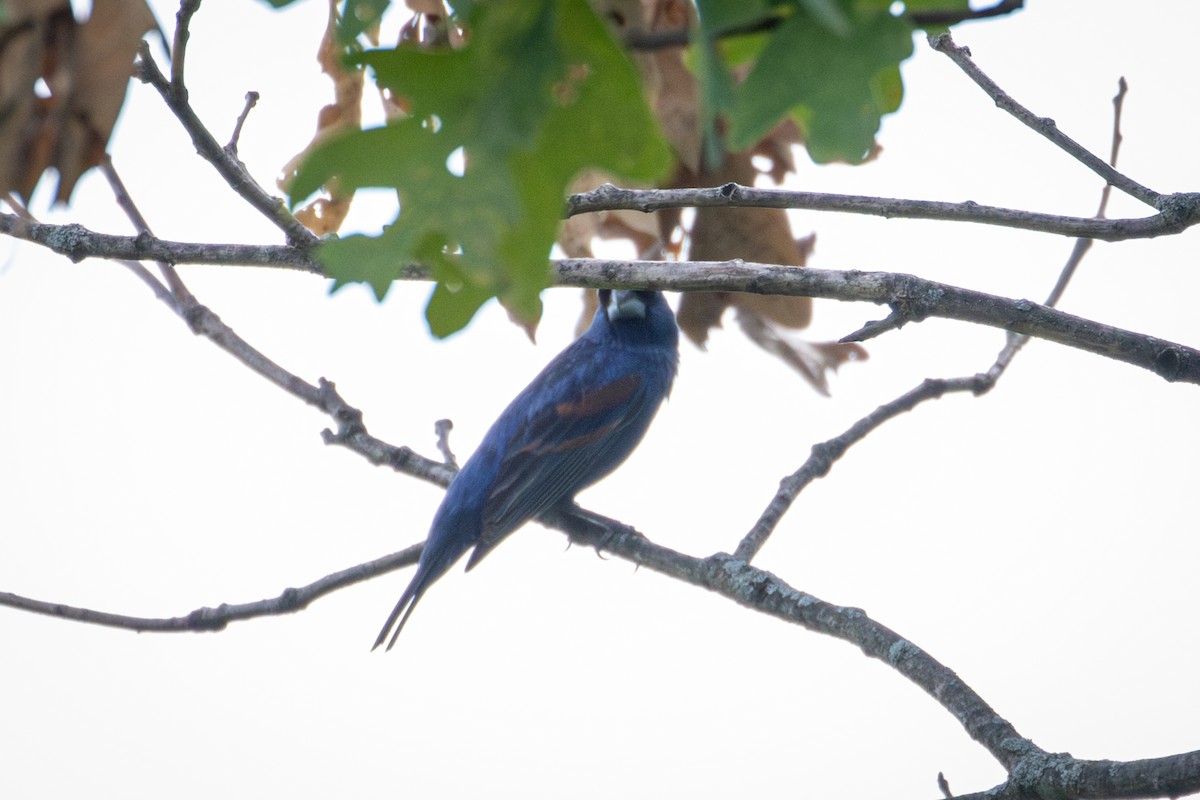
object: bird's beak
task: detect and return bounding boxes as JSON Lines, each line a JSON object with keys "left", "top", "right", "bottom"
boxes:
{"left": 606, "top": 290, "right": 646, "bottom": 322}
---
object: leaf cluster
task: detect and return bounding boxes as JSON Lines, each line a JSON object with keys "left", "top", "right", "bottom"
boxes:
{"left": 277, "top": 0, "right": 969, "bottom": 335}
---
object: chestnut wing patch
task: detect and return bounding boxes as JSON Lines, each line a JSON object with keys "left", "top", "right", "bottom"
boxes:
{"left": 467, "top": 373, "right": 646, "bottom": 569}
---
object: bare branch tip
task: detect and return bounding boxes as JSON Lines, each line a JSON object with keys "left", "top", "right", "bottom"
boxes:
{"left": 226, "top": 91, "right": 261, "bottom": 156}
{"left": 937, "top": 772, "right": 955, "bottom": 800}
{"left": 841, "top": 309, "right": 910, "bottom": 344}
{"left": 434, "top": 418, "right": 457, "bottom": 467}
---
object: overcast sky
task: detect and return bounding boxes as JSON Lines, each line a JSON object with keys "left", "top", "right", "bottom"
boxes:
{"left": 2, "top": 2, "right": 1198, "bottom": 798}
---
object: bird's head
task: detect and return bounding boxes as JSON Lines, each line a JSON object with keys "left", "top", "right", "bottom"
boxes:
{"left": 597, "top": 289, "right": 678, "bottom": 348}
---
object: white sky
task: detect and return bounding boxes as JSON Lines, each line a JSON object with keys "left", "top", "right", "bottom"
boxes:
{"left": 2, "top": 2, "right": 1198, "bottom": 798}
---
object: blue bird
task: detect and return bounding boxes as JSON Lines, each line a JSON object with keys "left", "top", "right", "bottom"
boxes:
{"left": 374, "top": 289, "right": 679, "bottom": 650}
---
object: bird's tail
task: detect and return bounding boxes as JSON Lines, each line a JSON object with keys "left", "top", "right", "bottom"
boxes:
{"left": 371, "top": 578, "right": 427, "bottom": 652}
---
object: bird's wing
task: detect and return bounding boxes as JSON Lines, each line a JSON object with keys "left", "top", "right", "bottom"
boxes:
{"left": 465, "top": 371, "right": 648, "bottom": 570}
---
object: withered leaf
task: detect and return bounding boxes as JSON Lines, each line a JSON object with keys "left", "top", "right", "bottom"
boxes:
{"left": 278, "top": 0, "right": 365, "bottom": 236}
{"left": 0, "top": 0, "right": 73, "bottom": 200}
{"left": 734, "top": 308, "right": 867, "bottom": 397}
{"left": 0, "top": 0, "right": 155, "bottom": 204}
{"left": 679, "top": 150, "right": 815, "bottom": 344}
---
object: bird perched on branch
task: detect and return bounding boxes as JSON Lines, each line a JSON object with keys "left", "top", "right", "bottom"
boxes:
{"left": 374, "top": 289, "right": 679, "bottom": 650}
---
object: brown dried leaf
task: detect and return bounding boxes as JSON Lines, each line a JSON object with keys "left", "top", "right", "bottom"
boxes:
{"left": 674, "top": 292, "right": 730, "bottom": 349}
{"left": 293, "top": 197, "right": 353, "bottom": 237}
{"left": 752, "top": 118, "right": 803, "bottom": 184}
{"left": 0, "top": 0, "right": 155, "bottom": 204}
{"left": 0, "top": 0, "right": 72, "bottom": 199}
{"left": 278, "top": 0, "right": 365, "bottom": 236}
{"left": 678, "top": 150, "right": 866, "bottom": 392}
{"left": 733, "top": 309, "right": 867, "bottom": 396}
{"left": 640, "top": 0, "right": 700, "bottom": 173}
{"left": 730, "top": 232, "right": 815, "bottom": 329}
{"left": 51, "top": 0, "right": 158, "bottom": 203}
{"left": 680, "top": 151, "right": 814, "bottom": 344}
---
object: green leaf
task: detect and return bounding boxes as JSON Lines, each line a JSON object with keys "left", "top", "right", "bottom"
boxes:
{"left": 337, "top": 0, "right": 391, "bottom": 44}
{"left": 727, "top": 1, "right": 914, "bottom": 162}
{"left": 290, "top": 0, "right": 670, "bottom": 337}
{"left": 695, "top": 0, "right": 774, "bottom": 34}
{"left": 716, "top": 30, "right": 771, "bottom": 69}
{"left": 870, "top": 64, "right": 904, "bottom": 116}
{"left": 797, "top": 0, "right": 850, "bottom": 36}
{"left": 896, "top": 0, "right": 969, "bottom": 7}
{"left": 896, "top": 0, "right": 971, "bottom": 33}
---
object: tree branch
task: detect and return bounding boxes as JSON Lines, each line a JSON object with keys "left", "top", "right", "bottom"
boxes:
{"left": 623, "top": 0, "right": 1026, "bottom": 51}
{"left": 565, "top": 183, "right": 1200, "bottom": 241}
{"left": 16, "top": 174, "right": 1200, "bottom": 266}
{"left": 0, "top": 544, "right": 420, "bottom": 633}
{"left": 0, "top": 212, "right": 321, "bottom": 270}
{"left": 948, "top": 750, "right": 1200, "bottom": 800}
{"left": 734, "top": 375, "right": 988, "bottom": 562}
{"left": 5, "top": 207, "right": 1196, "bottom": 385}
{"left": 170, "top": 0, "right": 202, "bottom": 101}
{"left": 555, "top": 258, "right": 1200, "bottom": 386}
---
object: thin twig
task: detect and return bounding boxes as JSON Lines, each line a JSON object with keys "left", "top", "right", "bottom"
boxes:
{"left": 100, "top": 155, "right": 192, "bottom": 301}
{"left": 5, "top": 188, "right": 179, "bottom": 305}
{"left": 2, "top": 193, "right": 35, "bottom": 220}
{"left": 19, "top": 186, "right": 450, "bottom": 492}
{"left": 0, "top": 213, "right": 321, "bottom": 270}
{"left": 991, "top": 77, "right": 1132, "bottom": 377}
{"left": 226, "top": 91, "right": 260, "bottom": 157}
{"left": 938, "top": 772, "right": 955, "bottom": 800}
{"left": 1044, "top": 77, "right": 1128, "bottom": 308}
{"left": 928, "top": 32, "right": 1160, "bottom": 209}
{"left": 434, "top": 418, "right": 457, "bottom": 467}
{"left": 170, "top": 0, "right": 202, "bottom": 101}
{"left": 0, "top": 544, "right": 420, "bottom": 633}
{"left": 734, "top": 376, "right": 987, "bottom": 561}
{"left": 565, "top": 183, "right": 1200, "bottom": 241}
{"left": 134, "top": 41, "right": 319, "bottom": 248}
